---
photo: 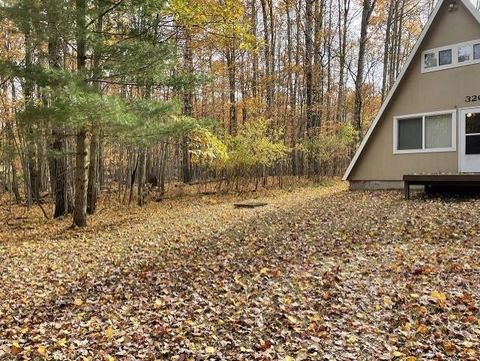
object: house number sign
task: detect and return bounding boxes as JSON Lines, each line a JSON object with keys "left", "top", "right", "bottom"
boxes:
{"left": 465, "top": 95, "right": 480, "bottom": 102}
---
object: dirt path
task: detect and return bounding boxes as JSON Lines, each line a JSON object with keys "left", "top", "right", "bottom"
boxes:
{"left": 1, "top": 183, "right": 479, "bottom": 360}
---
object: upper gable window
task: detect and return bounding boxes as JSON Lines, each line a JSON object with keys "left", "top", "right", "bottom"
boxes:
{"left": 421, "top": 39, "right": 480, "bottom": 73}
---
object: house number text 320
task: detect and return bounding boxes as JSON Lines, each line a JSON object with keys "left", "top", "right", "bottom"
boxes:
{"left": 466, "top": 95, "right": 480, "bottom": 102}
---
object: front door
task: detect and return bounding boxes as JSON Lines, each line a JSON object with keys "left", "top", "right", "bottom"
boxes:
{"left": 459, "top": 108, "right": 480, "bottom": 173}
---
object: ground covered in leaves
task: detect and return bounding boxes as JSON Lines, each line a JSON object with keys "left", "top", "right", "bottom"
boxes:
{"left": 0, "top": 182, "right": 479, "bottom": 360}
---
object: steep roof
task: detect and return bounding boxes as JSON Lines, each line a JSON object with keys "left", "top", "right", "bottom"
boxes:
{"left": 343, "top": 0, "right": 480, "bottom": 181}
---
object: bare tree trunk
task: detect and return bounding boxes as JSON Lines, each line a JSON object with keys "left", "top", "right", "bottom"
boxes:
{"left": 87, "top": 135, "right": 99, "bottom": 214}
{"left": 381, "top": 0, "right": 394, "bottom": 101}
{"left": 250, "top": 0, "right": 259, "bottom": 99}
{"left": 73, "top": 130, "right": 89, "bottom": 226}
{"left": 23, "top": 21, "right": 34, "bottom": 206}
{"left": 305, "top": 0, "right": 315, "bottom": 133}
{"left": 137, "top": 148, "right": 146, "bottom": 206}
{"left": 5, "top": 119, "right": 21, "bottom": 203}
{"left": 87, "top": 0, "right": 105, "bottom": 215}
{"left": 260, "top": 0, "right": 274, "bottom": 111}
{"left": 45, "top": 1, "right": 70, "bottom": 218}
{"left": 73, "top": 0, "right": 89, "bottom": 227}
{"left": 313, "top": 0, "right": 324, "bottom": 129}
{"left": 336, "top": 0, "right": 350, "bottom": 123}
{"left": 226, "top": 45, "right": 237, "bottom": 135}
{"left": 182, "top": 32, "right": 193, "bottom": 183}
{"left": 353, "top": 0, "right": 376, "bottom": 132}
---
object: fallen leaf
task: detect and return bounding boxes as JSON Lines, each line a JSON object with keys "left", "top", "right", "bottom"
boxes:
{"left": 430, "top": 291, "right": 447, "bottom": 305}
{"left": 10, "top": 341, "right": 22, "bottom": 354}
{"left": 74, "top": 298, "right": 84, "bottom": 306}
{"left": 443, "top": 340, "right": 456, "bottom": 355}
{"left": 105, "top": 327, "right": 115, "bottom": 339}
{"left": 463, "top": 341, "right": 474, "bottom": 348}
{"left": 417, "top": 324, "right": 428, "bottom": 334}
{"left": 205, "top": 346, "right": 215, "bottom": 354}
{"left": 37, "top": 345, "right": 47, "bottom": 356}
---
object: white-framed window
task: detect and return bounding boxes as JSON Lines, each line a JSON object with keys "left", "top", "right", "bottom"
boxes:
{"left": 393, "top": 110, "right": 456, "bottom": 154}
{"left": 421, "top": 39, "right": 480, "bottom": 73}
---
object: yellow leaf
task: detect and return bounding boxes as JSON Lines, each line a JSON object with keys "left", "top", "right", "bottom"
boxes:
{"left": 105, "top": 327, "right": 115, "bottom": 339}
{"left": 356, "top": 312, "right": 365, "bottom": 319}
{"left": 104, "top": 355, "right": 115, "bottom": 361}
{"left": 431, "top": 291, "right": 446, "bottom": 302}
{"left": 37, "top": 345, "right": 47, "bottom": 356}
{"left": 348, "top": 335, "right": 357, "bottom": 343}
{"left": 57, "top": 338, "right": 67, "bottom": 347}
{"left": 393, "top": 351, "right": 405, "bottom": 357}
{"left": 240, "top": 346, "right": 253, "bottom": 353}
{"left": 286, "top": 315, "right": 297, "bottom": 324}
{"left": 10, "top": 341, "right": 22, "bottom": 354}
{"left": 417, "top": 324, "right": 428, "bottom": 334}
{"left": 74, "top": 298, "right": 84, "bottom": 306}
{"left": 154, "top": 299, "right": 163, "bottom": 308}
{"left": 205, "top": 346, "right": 215, "bottom": 354}
{"left": 410, "top": 293, "right": 420, "bottom": 299}
{"left": 383, "top": 296, "right": 393, "bottom": 306}
{"left": 418, "top": 306, "right": 428, "bottom": 314}
{"left": 284, "top": 356, "right": 294, "bottom": 361}
{"left": 260, "top": 267, "right": 269, "bottom": 274}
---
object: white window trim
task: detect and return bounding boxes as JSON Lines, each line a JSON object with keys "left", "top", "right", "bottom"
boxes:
{"left": 393, "top": 109, "right": 457, "bottom": 154}
{"left": 421, "top": 39, "right": 480, "bottom": 73}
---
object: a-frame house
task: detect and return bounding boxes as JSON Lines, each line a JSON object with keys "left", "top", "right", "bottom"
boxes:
{"left": 344, "top": 0, "right": 480, "bottom": 189}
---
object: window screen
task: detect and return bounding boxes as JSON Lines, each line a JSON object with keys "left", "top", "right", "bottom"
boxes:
{"left": 398, "top": 117, "right": 423, "bottom": 150}
{"left": 474, "top": 44, "right": 480, "bottom": 60}
{"left": 424, "top": 53, "right": 438, "bottom": 68}
{"left": 425, "top": 114, "right": 452, "bottom": 149}
{"left": 458, "top": 45, "right": 472, "bottom": 62}
{"left": 439, "top": 49, "right": 452, "bottom": 66}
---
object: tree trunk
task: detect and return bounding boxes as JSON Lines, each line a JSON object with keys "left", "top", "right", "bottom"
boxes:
{"left": 353, "top": 0, "right": 376, "bottom": 132}
{"left": 381, "top": 0, "right": 394, "bottom": 101}
{"left": 336, "top": 0, "right": 350, "bottom": 123}
{"left": 87, "top": 0, "right": 104, "bottom": 215}
{"left": 137, "top": 148, "right": 147, "bottom": 206}
{"left": 226, "top": 45, "right": 237, "bottom": 135}
{"left": 305, "top": 0, "right": 315, "bottom": 133}
{"left": 47, "top": 0, "right": 70, "bottom": 218}
{"left": 87, "top": 134, "right": 99, "bottom": 214}
{"left": 73, "top": 0, "right": 89, "bottom": 227}
{"left": 5, "top": 119, "right": 21, "bottom": 203}
{"left": 73, "top": 130, "right": 89, "bottom": 227}
{"left": 182, "top": 31, "right": 193, "bottom": 183}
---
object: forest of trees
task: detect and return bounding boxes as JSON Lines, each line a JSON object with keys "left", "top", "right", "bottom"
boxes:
{"left": 2, "top": 0, "right": 478, "bottom": 226}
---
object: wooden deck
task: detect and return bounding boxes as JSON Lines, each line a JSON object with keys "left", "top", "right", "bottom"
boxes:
{"left": 403, "top": 174, "right": 480, "bottom": 199}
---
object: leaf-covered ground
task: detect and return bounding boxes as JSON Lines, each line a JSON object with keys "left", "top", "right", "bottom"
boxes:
{"left": 1, "top": 182, "right": 479, "bottom": 360}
